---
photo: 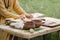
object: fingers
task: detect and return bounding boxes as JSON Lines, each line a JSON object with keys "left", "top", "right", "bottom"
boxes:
{"left": 19, "top": 14, "right": 33, "bottom": 20}
{"left": 19, "top": 14, "right": 26, "bottom": 20}
{"left": 25, "top": 14, "right": 33, "bottom": 18}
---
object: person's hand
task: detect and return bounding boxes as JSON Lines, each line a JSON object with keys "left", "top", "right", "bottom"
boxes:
{"left": 25, "top": 14, "right": 33, "bottom": 18}
{"left": 19, "top": 14, "right": 26, "bottom": 20}
{"left": 19, "top": 14, "right": 33, "bottom": 20}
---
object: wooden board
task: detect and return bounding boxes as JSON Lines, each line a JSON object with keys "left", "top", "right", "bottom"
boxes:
{"left": 0, "top": 17, "right": 60, "bottom": 39}
{"left": 43, "top": 17, "right": 60, "bottom": 27}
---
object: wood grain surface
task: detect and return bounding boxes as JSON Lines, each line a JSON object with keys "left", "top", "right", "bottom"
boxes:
{"left": 0, "top": 17, "right": 60, "bottom": 39}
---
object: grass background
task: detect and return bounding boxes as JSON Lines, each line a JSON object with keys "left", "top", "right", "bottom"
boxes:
{"left": 19, "top": 0, "right": 60, "bottom": 18}
{"left": 0, "top": 0, "right": 60, "bottom": 40}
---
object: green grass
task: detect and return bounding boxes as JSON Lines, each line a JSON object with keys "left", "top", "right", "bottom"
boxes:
{"left": 19, "top": 0, "right": 60, "bottom": 18}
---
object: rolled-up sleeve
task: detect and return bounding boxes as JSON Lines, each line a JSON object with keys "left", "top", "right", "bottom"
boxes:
{"left": 0, "top": 0, "right": 19, "bottom": 18}
{"left": 13, "top": 0, "right": 27, "bottom": 15}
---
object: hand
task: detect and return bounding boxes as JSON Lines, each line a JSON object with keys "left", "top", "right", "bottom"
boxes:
{"left": 25, "top": 14, "right": 33, "bottom": 18}
{"left": 19, "top": 14, "right": 26, "bottom": 20}
{"left": 19, "top": 14, "right": 33, "bottom": 20}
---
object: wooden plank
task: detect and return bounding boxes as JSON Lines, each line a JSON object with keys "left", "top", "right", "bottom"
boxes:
{"left": 0, "top": 17, "right": 60, "bottom": 39}
{"left": 43, "top": 17, "right": 60, "bottom": 28}
{"left": 0, "top": 25, "right": 60, "bottom": 39}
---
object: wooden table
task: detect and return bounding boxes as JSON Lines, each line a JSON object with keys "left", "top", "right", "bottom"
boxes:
{"left": 0, "top": 17, "right": 60, "bottom": 40}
